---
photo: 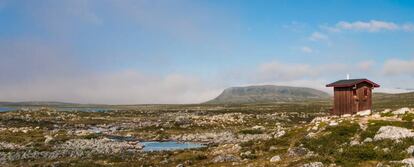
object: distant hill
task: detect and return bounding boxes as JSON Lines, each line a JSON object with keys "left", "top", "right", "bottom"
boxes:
{"left": 373, "top": 92, "right": 414, "bottom": 109}
{"left": 206, "top": 85, "right": 331, "bottom": 104}
{"left": 0, "top": 101, "right": 104, "bottom": 107}
{"left": 0, "top": 101, "right": 75, "bottom": 106}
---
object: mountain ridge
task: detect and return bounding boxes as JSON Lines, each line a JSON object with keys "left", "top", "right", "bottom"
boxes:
{"left": 206, "top": 85, "right": 331, "bottom": 104}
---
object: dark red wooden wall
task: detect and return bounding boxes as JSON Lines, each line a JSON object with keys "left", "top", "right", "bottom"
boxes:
{"left": 332, "top": 82, "right": 373, "bottom": 115}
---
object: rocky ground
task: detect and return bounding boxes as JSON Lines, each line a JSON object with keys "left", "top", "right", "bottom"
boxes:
{"left": 0, "top": 102, "right": 414, "bottom": 166}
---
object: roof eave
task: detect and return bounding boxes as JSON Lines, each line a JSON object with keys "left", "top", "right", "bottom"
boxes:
{"left": 326, "top": 80, "right": 380, "bottom": 88}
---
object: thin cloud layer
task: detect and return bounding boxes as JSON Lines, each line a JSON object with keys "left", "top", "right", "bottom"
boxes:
{"left": 383, "top": 59, "right": 414, "bottom": 76}
{"left": 0, "top": 70, "right": 222, "bottom": 104}
{"left": 309, "top": 32, "right": 328, "bottom": 41}
{"left": 328, "top": 20, "right": 414, "bottom": 32}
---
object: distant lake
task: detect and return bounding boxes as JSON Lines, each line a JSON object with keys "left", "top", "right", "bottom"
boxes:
{"left": 0, "top": 107, "right": 16, "bottom": 112}
{"left": 141, "top": 141, "right": 206, "bottom": 151}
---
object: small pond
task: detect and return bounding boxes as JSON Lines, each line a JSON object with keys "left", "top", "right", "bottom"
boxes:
{"left": 0, "top": 107, "right": 16, "bottom": 112}
{"left": 141, "top": 141, "right": 206, "bottom": 151}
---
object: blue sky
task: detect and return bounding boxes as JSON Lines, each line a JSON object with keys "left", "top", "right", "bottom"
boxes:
{"left": 0, "top": 0, "right": 414, "bottom": 104}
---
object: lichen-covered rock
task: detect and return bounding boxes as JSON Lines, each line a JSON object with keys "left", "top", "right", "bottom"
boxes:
{"left": 57, "top": 138, "right": 142, "bottom": 154}
{"left": 363, "top": 137, "right": 373, "bottom": 143}
{"left": 269, "top": 146, "right": 277, "bottom": 151}
{"left": 211, "top": 154, "right": 240, "bottom": 163}
{"left": 407, "top": 145, "right": 414, "bottom": 156}
{"left": 211, "top": 144, "right": 241, "bottom": 155}
{"left": 252, "top": 125, "right": 265, "bottom": 130}
{"left": 301, "top": 162, "right": 324, "bottom": 167}
{"left": 392, "top": 107, "right": 411, "bottom": 115}
{"left": 356, "top": 110, "right": 371, "bottom": 116}
{"left": 401, "top": 158, "right": 414, "bottom": 167}
{"left": 287, "top": 147, "right": 309, "bottom": 157}
{"left": 0, "top": 138, "right": 143, "bottom": 164}
{"left": 44, "top": 135, "right": 54, "bottom": 144}
{"left": 274, "top": 127, "right": 286, "bottom": 138}
{"left": 374, "top": 126, "right": 414, "bottom": 141}
{"left": 306, "top": 132, "right": 317, "bottom": 139}
{"left": 329, "top": 121, "right": 338, "bottom": 126}
{"left": 269, "top": 155, "right": 281, "bottom": 162}
{"left": 349, "top": 140, "right": 360, "bottom": 146}
{"left": 174, "top": 116, "right": 192, "bottom": 125}
{"left": 0, "top": 142, "right": 24, "bottom": 150}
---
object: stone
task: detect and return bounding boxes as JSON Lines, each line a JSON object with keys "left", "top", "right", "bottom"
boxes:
{"left": 176, "top": 164, "right": 184, "bottom": 167}
{"left": 306, "top": 132, "right": 317, "bottom": 139}
{"left": 392, "top": 107, "right": 410, "bottom": 115}
{"left": 269, "top": 155, "right": 281, "bottom": 162}
{"left": 381, "top": 109, "right": 391, "bottom": 113}
{"left": 407, "top": 145, "right": 414, "bottom": 156}
{"left": 363, "top": 138, "right": 373, "bottom": 143}
{"left": 401, "top": 158, "right": 414, "bottom": 167}
{"left": 287, "top": 147, "right": 309, "bottom": 157}
{"left": 342, "top": 114, "right": 351, "bottom": 118}
{"left": 359, "top": 123, "right": 368, "bottom": 131}
{"left": 274, "top": 130, "right": 286, "bottom": 138}
{"left": 356, "top": 110, "right": 371, "bottom": 116}
{"left": 240, "top": 151, "right": 252, "bottom": 157}
{"left": 0, "top": 142, "right": 24, "bottom": 150}
{"left": 211, "top": 155, "right": 240, "bottom": 163}
{"left": 269, "top": 146, "right": 277, "bottom": 151}
{"left": 374, "top": 126, "right": 414, "bottom": 141}
{"left": 329, "top": 121, "right": 338, "bottom": 126}
{"left": 175, "top": 116, "right": 192, "bottom": 125}
{"left": 349, "top": 140, "right": 360, "bottom": 146}
{"left": 301, "top": 162, "right": 324, "bottom": 167}
{"left": 372, "top": 113, "right": 381, "bottom": 118}
{"left": 44, "top": 135, "right": 54, "bottom": 144}
{"left": 252, "top": 125, "right": 265, "bottom": 130}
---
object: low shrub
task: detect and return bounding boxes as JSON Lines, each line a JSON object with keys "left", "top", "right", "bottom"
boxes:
{"left": 238, "top": 129, "right": 263, "bottom": 134}
{"left": 402, "top": 113, "right": 414, "bottom": 122}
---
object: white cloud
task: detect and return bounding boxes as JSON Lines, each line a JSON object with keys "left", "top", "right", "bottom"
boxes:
{"left": 383, "top": 59, "right": 414, "bottom": 76}
{"left": 322, "top": 20, "right": 414, "bottom": 33}
{"left": 301, "top": 46, "right": 313, "bottom": 53}
{"left": 309, "top": 32, "right": 328, "bottom": 41}
{"left": 336, "top": 20, "right": 398, "bottom": 32}
{"left": 0, "top": 70, "right": 222, "bottom": 104}
{"left": 0, "top": 38, "right": 222, "bottom": 104}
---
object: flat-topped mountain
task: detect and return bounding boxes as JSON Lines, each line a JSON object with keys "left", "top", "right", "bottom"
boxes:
{"left": 206, "top": 85, "right": 330, "bottom": 104}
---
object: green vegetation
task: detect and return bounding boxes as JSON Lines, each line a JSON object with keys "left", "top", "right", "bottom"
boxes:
{"left": 402, "top": 113, "right": 414, "bottom": 122}
{"left": 206, "top": 85, "right": 330, "bottom": 104}
{"left": 0, "top": 91, "right": 413, "bottom": 166}
{"left": 238, "top": 129, "right": 264, "bottom": 134}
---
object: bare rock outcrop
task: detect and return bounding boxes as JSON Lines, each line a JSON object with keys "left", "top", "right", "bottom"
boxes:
{"left": 374, "top": 126, "right": 414, "bottom": 141}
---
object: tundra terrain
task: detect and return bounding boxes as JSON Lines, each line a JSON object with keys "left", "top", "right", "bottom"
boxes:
{"left": 0, "top": 92, "right": 413, "bottom": 166}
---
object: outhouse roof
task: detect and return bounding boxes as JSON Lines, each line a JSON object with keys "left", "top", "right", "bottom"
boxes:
{"left": 326, "top": 78, "right": 380, "bottom": 88}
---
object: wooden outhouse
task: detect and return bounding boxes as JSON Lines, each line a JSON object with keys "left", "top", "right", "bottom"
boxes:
{"left": 326, "top": 79, "right": 380, "bottom": 115}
